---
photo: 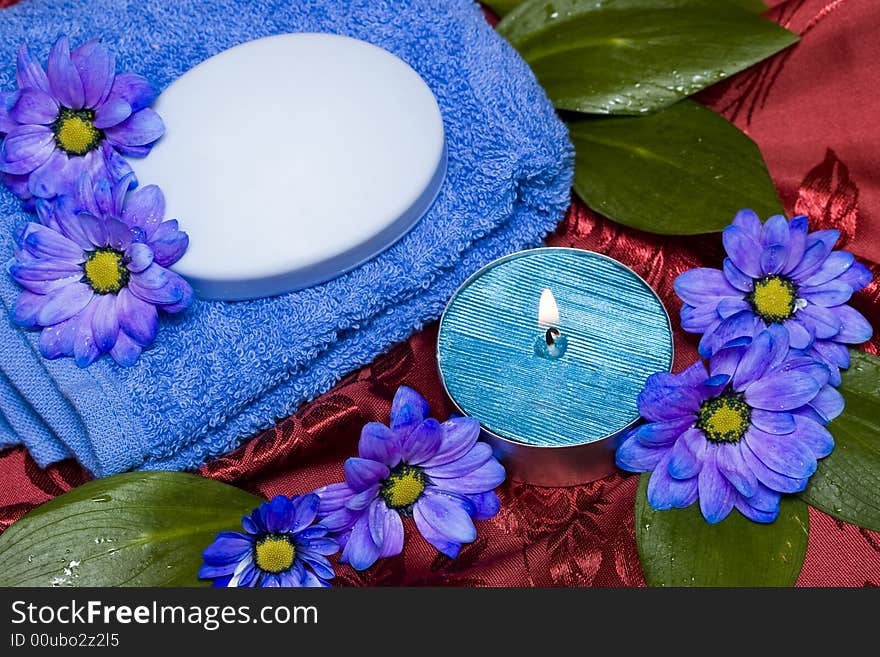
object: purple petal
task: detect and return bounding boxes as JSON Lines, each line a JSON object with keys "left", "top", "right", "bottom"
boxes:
{"left": 467, "top": 491, "right": 501, "bottom": 520}
{"left": 680, "top": 303, "right": 718, "bottom": 333}
{"left": 73, "top": 301, "right": 100, "bottom": 367}
{"left": 732, "top": 209, "right": 762, "bottom": 239}
{"left": 128, "top": 265, "right": 186, "bottom": 305}
{"left": 697, "top": 448, "right": 737, "bottom": 523}
{"left": 94, "top": 97, "right": 131, "bottom": 129}
{"left": 90, "top": 292, "right": 120, "bottom": 352}
{"left": 750, "top": 409, "right": 795, "bottom": 434}
{"left": 104, "top": 108, "right": 164, "bottom": 146}
{"left": 202, "top": 532, "right": 252, "bottom": 565}
{"left": 715, "top": 442, "right": 758, "bottom": 497}
{"left": 799, "top": 280, "right": 852, "bottom": 307}
{"left": 369, "top": 500, "right": 404, "bottom": 559}
{"left": 734, "top": 498, "right": 779, "bottom": 523}
{"left": 105, "top": 217, "right": 132, "bottom": 251}
{"left": 812, "top": 339, "right": 850, "bottom": 369}
{"left": 20, "top": 222, "right": 83, "bottom": 261}
{"left": 344, "top": 457, "right": 389, "bottom": 493}
{"left": 732, "top": 328, "right": 773, "bottom": 389}
{"left": 9, "top": 266, "right": 81, "bottom": 295}
{"left": 289, "top": 494, "right": 319, "bottom": 533}
{"left": 121, "top": 184, "right": 165, "bottom": 235}
{"left": 147, "top": 220, "right": 188, "bottom": 266}
{"left": 38, "top": 315, "right": 77, "bottom": 357}
{"left": 646, "top": 451, "right": 698, "bottom": 510}
{"left": 783, "top": 317, "right": 813, "bottom": 349}
{"left": 637, "top": 375, "right": 702, "bottom": 422}
{"left": 783, "top": 216, "right": 809, "bottom": 274}
{"left": 71, "top": 40, "right": 115, "bottom": 108}
{"left": 340, "top": 512, "right": 380, "bottom": 571}
{"left": 760, "top": 244, "right": 788, "bottom": 275}
{"left": 401, "top": 418, "right": 443, "bottom": 465}
{"left": 722, "top": 225, "right": 763, "bottom": 278}
{"left": 794, "top": 415, "right": 834, "bottom": 459}
{"left": 116, "top": 287, "right": 158, "bottom": 346}
{"left": 802, "top": 251, "right": 855, "bottom": 287}
{"left": 413, "top": 501, "right": 461, "bottom": 559}
{"left": 11, "top": 290, "right": 46, "bottom": 328}
{"left": 722, "top": 258, "right": 754, "bottom": 292}
{"left": 761, "top": 214, "right": 791, "bottom": 249}
{"left": 837, "top": 261, "right": 872, "bottom": 292}
{"left": 358, "top": 422, "right": 399, "bottom": 467}
{"left": 78, "top": 213, "right": 109, "bottom": 247}
{"left": 831, "top": 305, "right": 873, "bottom": 344}
{"left": 431, "top": 459, "right": 505, "bottom": 495}
{"left": 717, "top": 297, "right": 750, "bottom": 319}
{"left": 790, "top": 235, "right": 835, "bottom": 281}
{"left": 108, "top": 330, "right": 142, "bottom": 366}
{"left": 700, "top": 310, "right": 758, "bottom": 358}
{"left": 125, "top": 242, "right": 153, "bottom": 273}
{"left": 106, "top": 73, "right": 157, "bottom": 112}
{"left": 420, "top": 417, "right": 480, "bottom": 468}
{"left": 16, "top": 44, "right": 51, "bottom": 93}
{"left": 46, "top": 38, "right": 85, "bottom": 109}
{"left": 745, "top": 481, "right": 784, "bottom": 513}
{"left": 2, "top": 124, "right": 54, "bottom": 163}
{"left": 798, "top": 304, "right": 842, "bottom": 340}
{"left": 667, "top": 428, "right": 707, "bottom": 479}
{"left": 425, "top": 442, "right": 492, "bottom": 479}
{"left": 344, "top": 484, "right": 379, "bottom": 511}
{"left": 36, "top": 282, "right": 93, "bottom": 326}
{"left": 744, "top": 370, "right": 822, "bottom": 411}
{"left": 745, "top": 427, "right": 817, "bottom": 479}
{"left": 628, "top": 417, "right": 693, "bottom": 447}
{"left": 390, "top": 386, "right": 429, "bottom": 432}
{"left": 416, "top": 490, "right": 476, "bottom": 544}
{"left": 615, "top": 434, "right": 668, "bottom": 472}
{"left": 807, "top": 385, "right": 844, "bottom": 423}
{"left": 10, "top": 89, "right": 59, "bottom": 125}
{"left": 315, "top": 482, "right": 354, "bottom": 514}
{"left": 674, "top": 268, "right": 739, "bottom": 306}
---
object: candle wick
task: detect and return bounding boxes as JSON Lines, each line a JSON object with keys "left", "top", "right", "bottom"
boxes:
{"left": 545, "top": 327, "right": 561, "bottom": 346}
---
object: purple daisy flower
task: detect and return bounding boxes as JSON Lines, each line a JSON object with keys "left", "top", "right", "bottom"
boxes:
{"left": 616, "top": 325, "right": 840, "bottom": 524}
{"left": 8, "top": 174, "right": 192, "bottom": 367}
{"left": 199, "top": 494, "right": 338, "bottom": 588}
{"left": 675, "top": 210, "right": 873, "bottom": 382}
{"left": 0, "top": 38, "right": 164, "bottom": 205}
{"left": 314, "top": 387, "right": 505, "bottom": 571}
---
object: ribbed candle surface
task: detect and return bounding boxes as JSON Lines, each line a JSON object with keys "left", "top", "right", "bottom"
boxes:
{"left": 438, "top": 248, "right": 673, "bottom": 447}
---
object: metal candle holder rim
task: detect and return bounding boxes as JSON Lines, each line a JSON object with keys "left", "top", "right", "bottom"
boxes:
{"left": 436, "top": 247, "right": 674, "bottom": 485}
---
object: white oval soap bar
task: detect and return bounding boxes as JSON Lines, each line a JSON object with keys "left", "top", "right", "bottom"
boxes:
{"left": 131, "top": 33, "right": 446, "bottom": 300}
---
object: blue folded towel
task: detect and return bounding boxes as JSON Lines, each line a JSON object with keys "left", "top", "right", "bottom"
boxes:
{"left": 0, "top": 0, "right": 573, "bottom": 476}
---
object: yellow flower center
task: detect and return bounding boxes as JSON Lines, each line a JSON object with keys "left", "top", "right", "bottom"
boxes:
{"left": 53, "top": 108, "right": 103, "bottom": 156}
{"left": 83, "top": 249, "right": 128, "bottom": 294}
{"left": 747, "top": 275, "right": 798, "bottom": 323}
{"left": 381, "top": 465, "right": 428, "bottom": 509}
{"left": 254, "top": 536, "right": 295, "bottom": 574}
{"left": 697, "top": 394, "right": 751, "bottom": 443}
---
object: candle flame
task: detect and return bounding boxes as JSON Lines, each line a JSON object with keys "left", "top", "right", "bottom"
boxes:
{"left": 538, "top": 288, "right": 560, "bottom": 326}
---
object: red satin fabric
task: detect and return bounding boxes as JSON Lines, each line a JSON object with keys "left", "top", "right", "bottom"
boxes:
{"left": 1, "top": 0, "right": 878, "bottom": 586}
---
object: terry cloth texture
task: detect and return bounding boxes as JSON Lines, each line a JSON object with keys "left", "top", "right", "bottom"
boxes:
{"left": 0, "top": 0, "right": 573, "bottom": 476}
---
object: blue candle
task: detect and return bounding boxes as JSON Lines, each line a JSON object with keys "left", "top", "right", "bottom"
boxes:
{"left": 437, "top": 248, "right": 673, "bottom": 485}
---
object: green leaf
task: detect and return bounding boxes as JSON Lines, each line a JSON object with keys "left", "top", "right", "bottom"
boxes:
{"left": 0, "top": 472, "right": 261, "bottom": 587}
{"left": 483, "top": 0, "right": 525, "bottom": 16}
{"left": 497, "top": 0, "right": 797, "bottom": 115}
{"left": 726, "top": 0, "right": 768, "bottom": 12}
{"left": 487, "top": 0, "right": 768, "bottom": 17}
{"left": 800, "top": 351, "right": 880, "bottom": 531}
{"left": 635, "top": 475, "right": 809, "bottom": 586}
{"left": 569, "top": 100, "right": 783, "bottom": 234}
